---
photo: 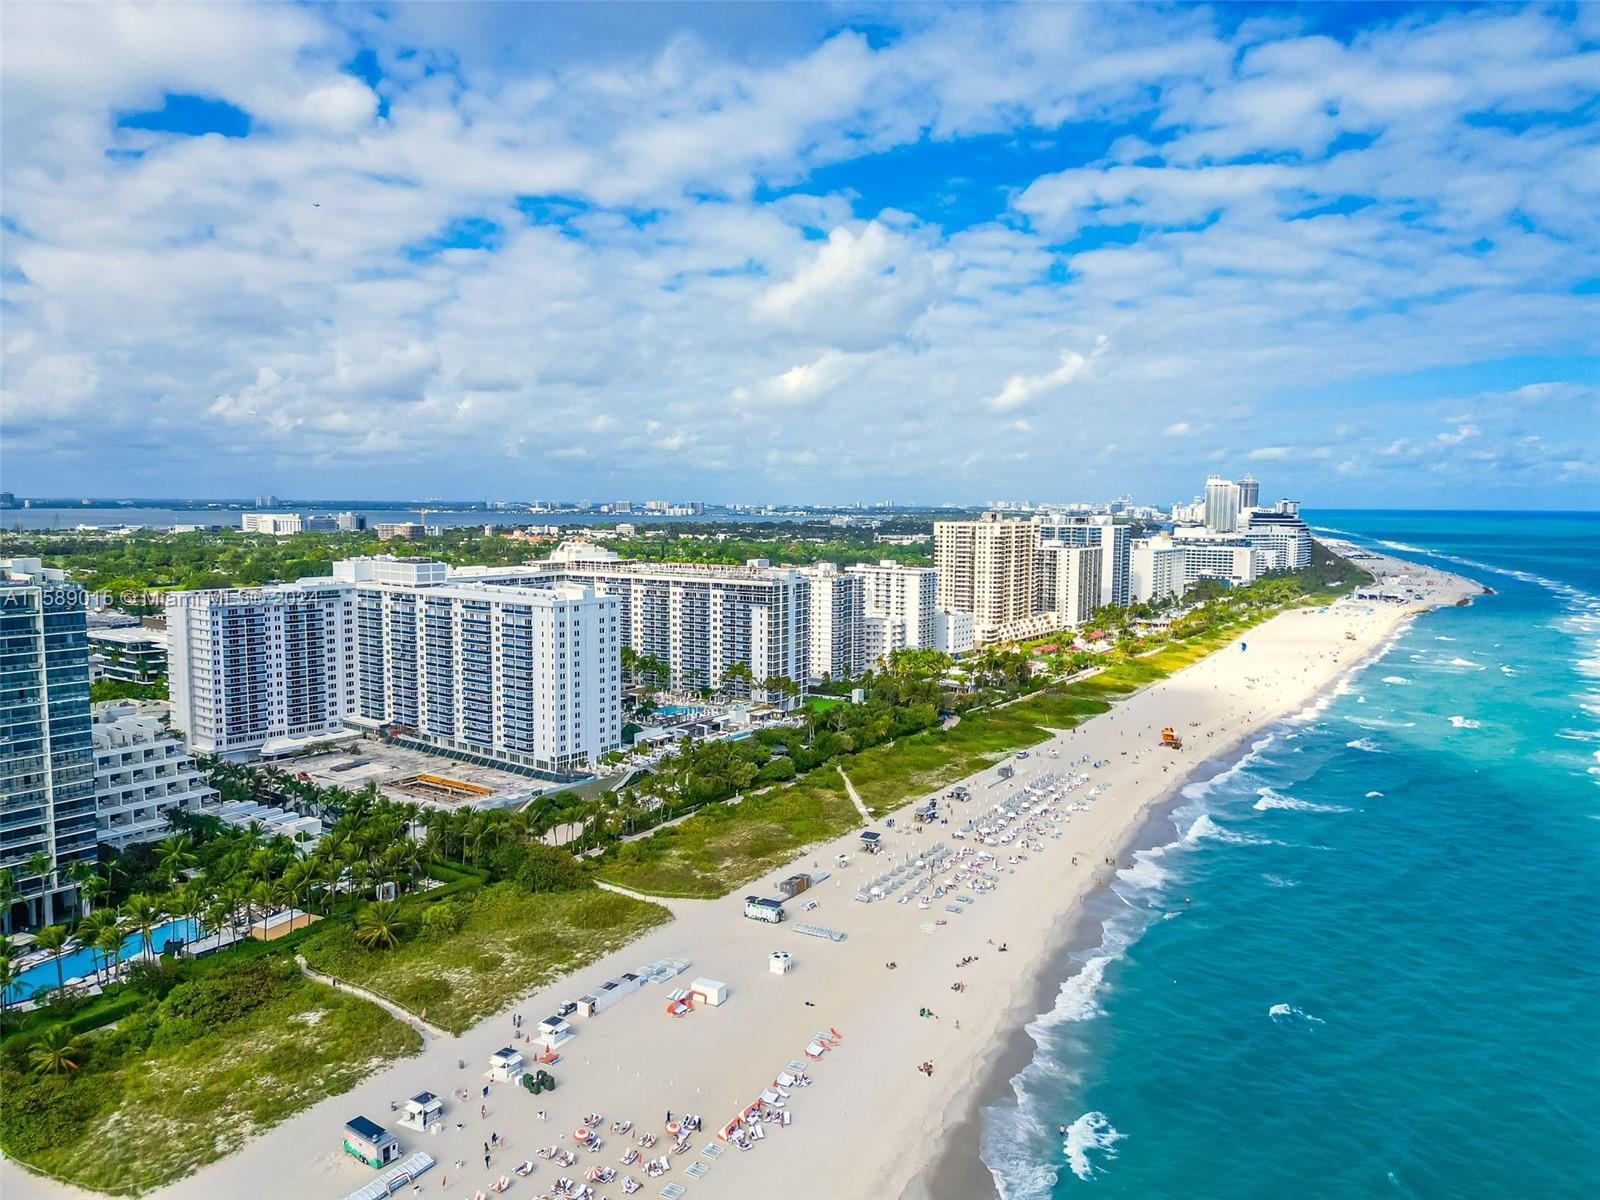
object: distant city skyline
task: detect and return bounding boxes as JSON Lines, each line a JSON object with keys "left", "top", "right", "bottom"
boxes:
{"left": 3, "top": 2, "right": 1597, "bottom": 507}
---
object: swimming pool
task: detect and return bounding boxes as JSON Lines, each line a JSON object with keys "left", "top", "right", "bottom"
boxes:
{"left": 655, "top": 704, "right": 706, "bottom": 717}
{"left": 5, "top": 917, "right": 202, "bottom": 1004}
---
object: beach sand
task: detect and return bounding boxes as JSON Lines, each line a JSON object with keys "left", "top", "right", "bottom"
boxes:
{"left": 1, "top": 553, "right": 1477, "bottom": 1200}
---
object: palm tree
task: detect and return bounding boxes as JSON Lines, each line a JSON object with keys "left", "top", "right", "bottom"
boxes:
{"left": 32, "top": 924, "right": 70, "bottom": 1000}
{"left": 76, "top": 910, "right": 121, "bottom": 983}
{"left": 94, "top": 921, "right": 125, "bottom": 984}
{"left": 0, "top": 954, "right": 14, "bottom": 1017}
{"left": 353, "top": 900, "right": 408, "bottom": 950}
{"left": 28, "top": 1025, "right": 86, "bottom": 1076}
{"left": 0, "top": 868, "right": 15, "bottom": 934}
{"left": 121, "top": 894, "right": 161, "bottom": 960}
{"left": 154, "top": 834, "right": 198, "bottom": 885}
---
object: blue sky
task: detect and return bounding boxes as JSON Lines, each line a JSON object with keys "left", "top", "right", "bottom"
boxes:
{"left": 1, "top": 2, "right": 1596, "bottom": 509}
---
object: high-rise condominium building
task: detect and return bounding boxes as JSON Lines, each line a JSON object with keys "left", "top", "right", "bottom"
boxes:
{"left": 1036, "top": 515, "right": 1130, "bottom": 607}
{"left": 847, "top": 561, "right": 938, "bottom": 651}
{"left": 1036, "top": 545, "right": 1103, "bottom": 628}
{"left": 1237, "top": 474, "right": 1260, "bottom": 509}
{"left": 167, "top": 581, "right": 358, "bottom": 758}
{"left": 934, "top": 515, "right": 1040, "bottom": 644}
{"left": 1129, "top": 536, "right": 1187, "bottom": 604}
{"left": 93, "top": 704, "right": 217, "bottom": 850}
{"left": 466, "top": 544, "right": 812, "bottom": 697}
{"left": 351, "top": 578, "right": 620, "bottom": 772}
{"left": 798, "top": 564, "right": 866, "bottom": 681}
{"left": 1, "top": 559, "right": 96, "bottom": 927}
{"left": 1240, "top": 505, "right": 1312, "bottom": 571}
{"left": 1203, "top": 475, "right": 1241, "bottom": 533}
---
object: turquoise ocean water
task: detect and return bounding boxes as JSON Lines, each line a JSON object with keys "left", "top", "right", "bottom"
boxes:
{"left": 980, "top": 512, "right": 1600, "bottom": 1200}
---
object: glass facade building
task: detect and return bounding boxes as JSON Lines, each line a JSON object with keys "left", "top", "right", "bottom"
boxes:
{"left": 1, "top": 559, "right": 96, "bottom": 928}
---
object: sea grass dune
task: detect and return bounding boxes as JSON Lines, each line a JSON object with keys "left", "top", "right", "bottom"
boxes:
{"left": 2, "top": 551, "right": 1477, "bottom": 1200}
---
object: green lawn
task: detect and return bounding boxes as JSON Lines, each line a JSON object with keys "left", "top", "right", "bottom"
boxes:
{"left": 596, "top": 771, "right": 860, "bottom": 897}
{"left": 298, "top": 884, "right": 671, "bottom": 1033}
{"left": 1, "top": 961, "right": 420, "bottom": 1196}
{"left": 803, "top": 695, "right": 846, "bottom": 712}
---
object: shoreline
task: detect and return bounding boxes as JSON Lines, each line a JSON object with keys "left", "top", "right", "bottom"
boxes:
{"left": 2, "top": 553, "right": 1481, "bottom": 1200}
{"left": 904, "top": 560, "right": 1476, "bottom": 1200}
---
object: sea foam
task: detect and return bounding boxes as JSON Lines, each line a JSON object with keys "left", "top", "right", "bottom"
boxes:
{"left": 1269, "top": 1003, "right": 1325, "bottom": 1026}
{"left": 1253, "top": 788, "right": 1350, "bottom": 814}
{"left": 1063, "top": 1111, "right": 1125, "bottom": 1180}
{"left": 1448, "top": 716, "right": 1482, "bottom": 729}
{"left": 1345, "top": 738, "right": 1382, "bottom": 753}
{"left": 1382, "top": 676, "right": 1411, "bottom": 685}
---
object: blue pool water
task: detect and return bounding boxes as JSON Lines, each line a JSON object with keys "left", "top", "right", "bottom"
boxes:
{"left": 6, "top": 917, "right": 202, "bottom": 1004}
{"left": 981, "top": 512, "right": 1600, "bottom": 1200}
{"left": 655, "top": 704, "right": 705, "bottom": 717}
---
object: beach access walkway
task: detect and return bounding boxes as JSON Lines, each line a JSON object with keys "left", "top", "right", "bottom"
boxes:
{"left": 294, "top": 954, "right": 449, "bottom": 1041}
{"left": 836, "top": 766, "right": 873, "bottom": 822}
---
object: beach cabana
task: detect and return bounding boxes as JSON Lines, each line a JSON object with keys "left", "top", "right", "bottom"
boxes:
{"left": 342, "top": 1115, "right": 400, "bottom": 1167}
{"left": 859, "top": 830, "right": 883, "bottom": 854}
{"left": 487, "top": 1047, "right": 526, "bottom": 1083}
{"left": 398, "top": 1091, "right": 443, "bottom": 1131}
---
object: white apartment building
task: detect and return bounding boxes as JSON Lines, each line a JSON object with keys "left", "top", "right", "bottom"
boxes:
{"left": 1129, "top": 536, "right": 1187, "bottom": 604}
{"left": 932, "top": 609, "right": 975, "bottom": 656}
{"left": 863, "top": 614, "right": 904, "bottom": 669}
{"left": 1036, "top": 545, "right": 1103, "bottom": 628}
{"left": 466, "top": 544, "right": 811, "bottom": 699}
{"left": 1240, "top": 505, "right": 1312, "bottom": 571}
{"left": 1203, "top": 476, "right": 1241, "bottom": 533}
{"left": 167, "top": 581, "right": 358, "bottom": 758}
{"left": 240, "top": 513, "right": 303, "bottom": 536}
{"left": 847, "top": 560, "right": 938, "bottom": 650}
{"left": 352, "top": 578, "right": 620, "bottom": 772}
{"left": 93, "top": 705, "right": 217, "bottom": 850}
{"left": 799, "top": 563, "right": 866, "bottom": 681}
{"left": 935, "top": 515, "right": 1040, "bottom": 644}
{"left": 1173, "top": 532, "right": 1259, "bottom": 587}
{"left": 1037, "top": 515, "right": 1130, "bottom": 607}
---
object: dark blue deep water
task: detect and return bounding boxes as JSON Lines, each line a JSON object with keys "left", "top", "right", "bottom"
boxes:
{"left": 981, "top": 512, "right": 1600, "bottom": 1200}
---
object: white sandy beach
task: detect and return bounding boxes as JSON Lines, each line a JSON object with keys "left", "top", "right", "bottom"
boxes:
{"left": 2, "top": 553, "right": 1476, "bottom": 1200}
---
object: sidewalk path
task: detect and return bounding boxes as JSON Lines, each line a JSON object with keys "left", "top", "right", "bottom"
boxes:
{"left": 294, "top": 954, "right": 449, "bottom": 1040}
{"left": 836, "top": 766, "right": 873, "bottom": 822}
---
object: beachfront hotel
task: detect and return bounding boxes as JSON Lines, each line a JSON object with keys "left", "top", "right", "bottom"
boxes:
{"left": 92, "top": 703, "right": 218, "bottom": 851}
{"left": 1036, "top": 513, "right": 1131, "bottom": 607}
{"left": 798, "top": 562, "right": 868, "bottom": 682}
{"left": 934, "top": 514, "right": 1042, "bottom": 643}
{"left": 0, "top": 559, "right": 98, "bottom": 928}
{"left": 462, "top": 543, "right": 815, "bottom": 699}
{"left": 345, "top": 570, "right": 621, "bottom": 774}
{"left": 846, "top": 560, "right": 939, "bottom": 650}
{"left": 167, "top": 580, "right": 358, "bottom": 759}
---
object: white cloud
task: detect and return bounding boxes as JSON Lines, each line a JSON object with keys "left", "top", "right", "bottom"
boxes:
{"left": 984, "top": 337, "right": 1107, "bottom": 413}
{"left": 1, "top": 2, "right": 1595, "bottom": 507}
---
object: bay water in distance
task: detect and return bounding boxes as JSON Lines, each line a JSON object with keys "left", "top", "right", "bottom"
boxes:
{"left": 981, "top": 511, "right": 1600, "bottom": 1200}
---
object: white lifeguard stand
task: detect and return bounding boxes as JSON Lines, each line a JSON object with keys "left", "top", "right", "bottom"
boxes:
{"left": 535, "top": 1017, "right": 574, "bottom": 1052}
{"left": 397, "top": 1091, "right": 443, "bottom": 1131}
{"left": 487, "top": 1047, "right": 526, "bottom": 1083}
{"left": 769, "top": 951, "right": 794, "bottom": 976}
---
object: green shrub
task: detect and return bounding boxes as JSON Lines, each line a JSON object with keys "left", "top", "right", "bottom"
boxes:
{"left": 158, "top": 960, "right": 289, "bottom": 1031}
{"left": 0, "top": 1068, "right": 121, "bottom": 1157}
